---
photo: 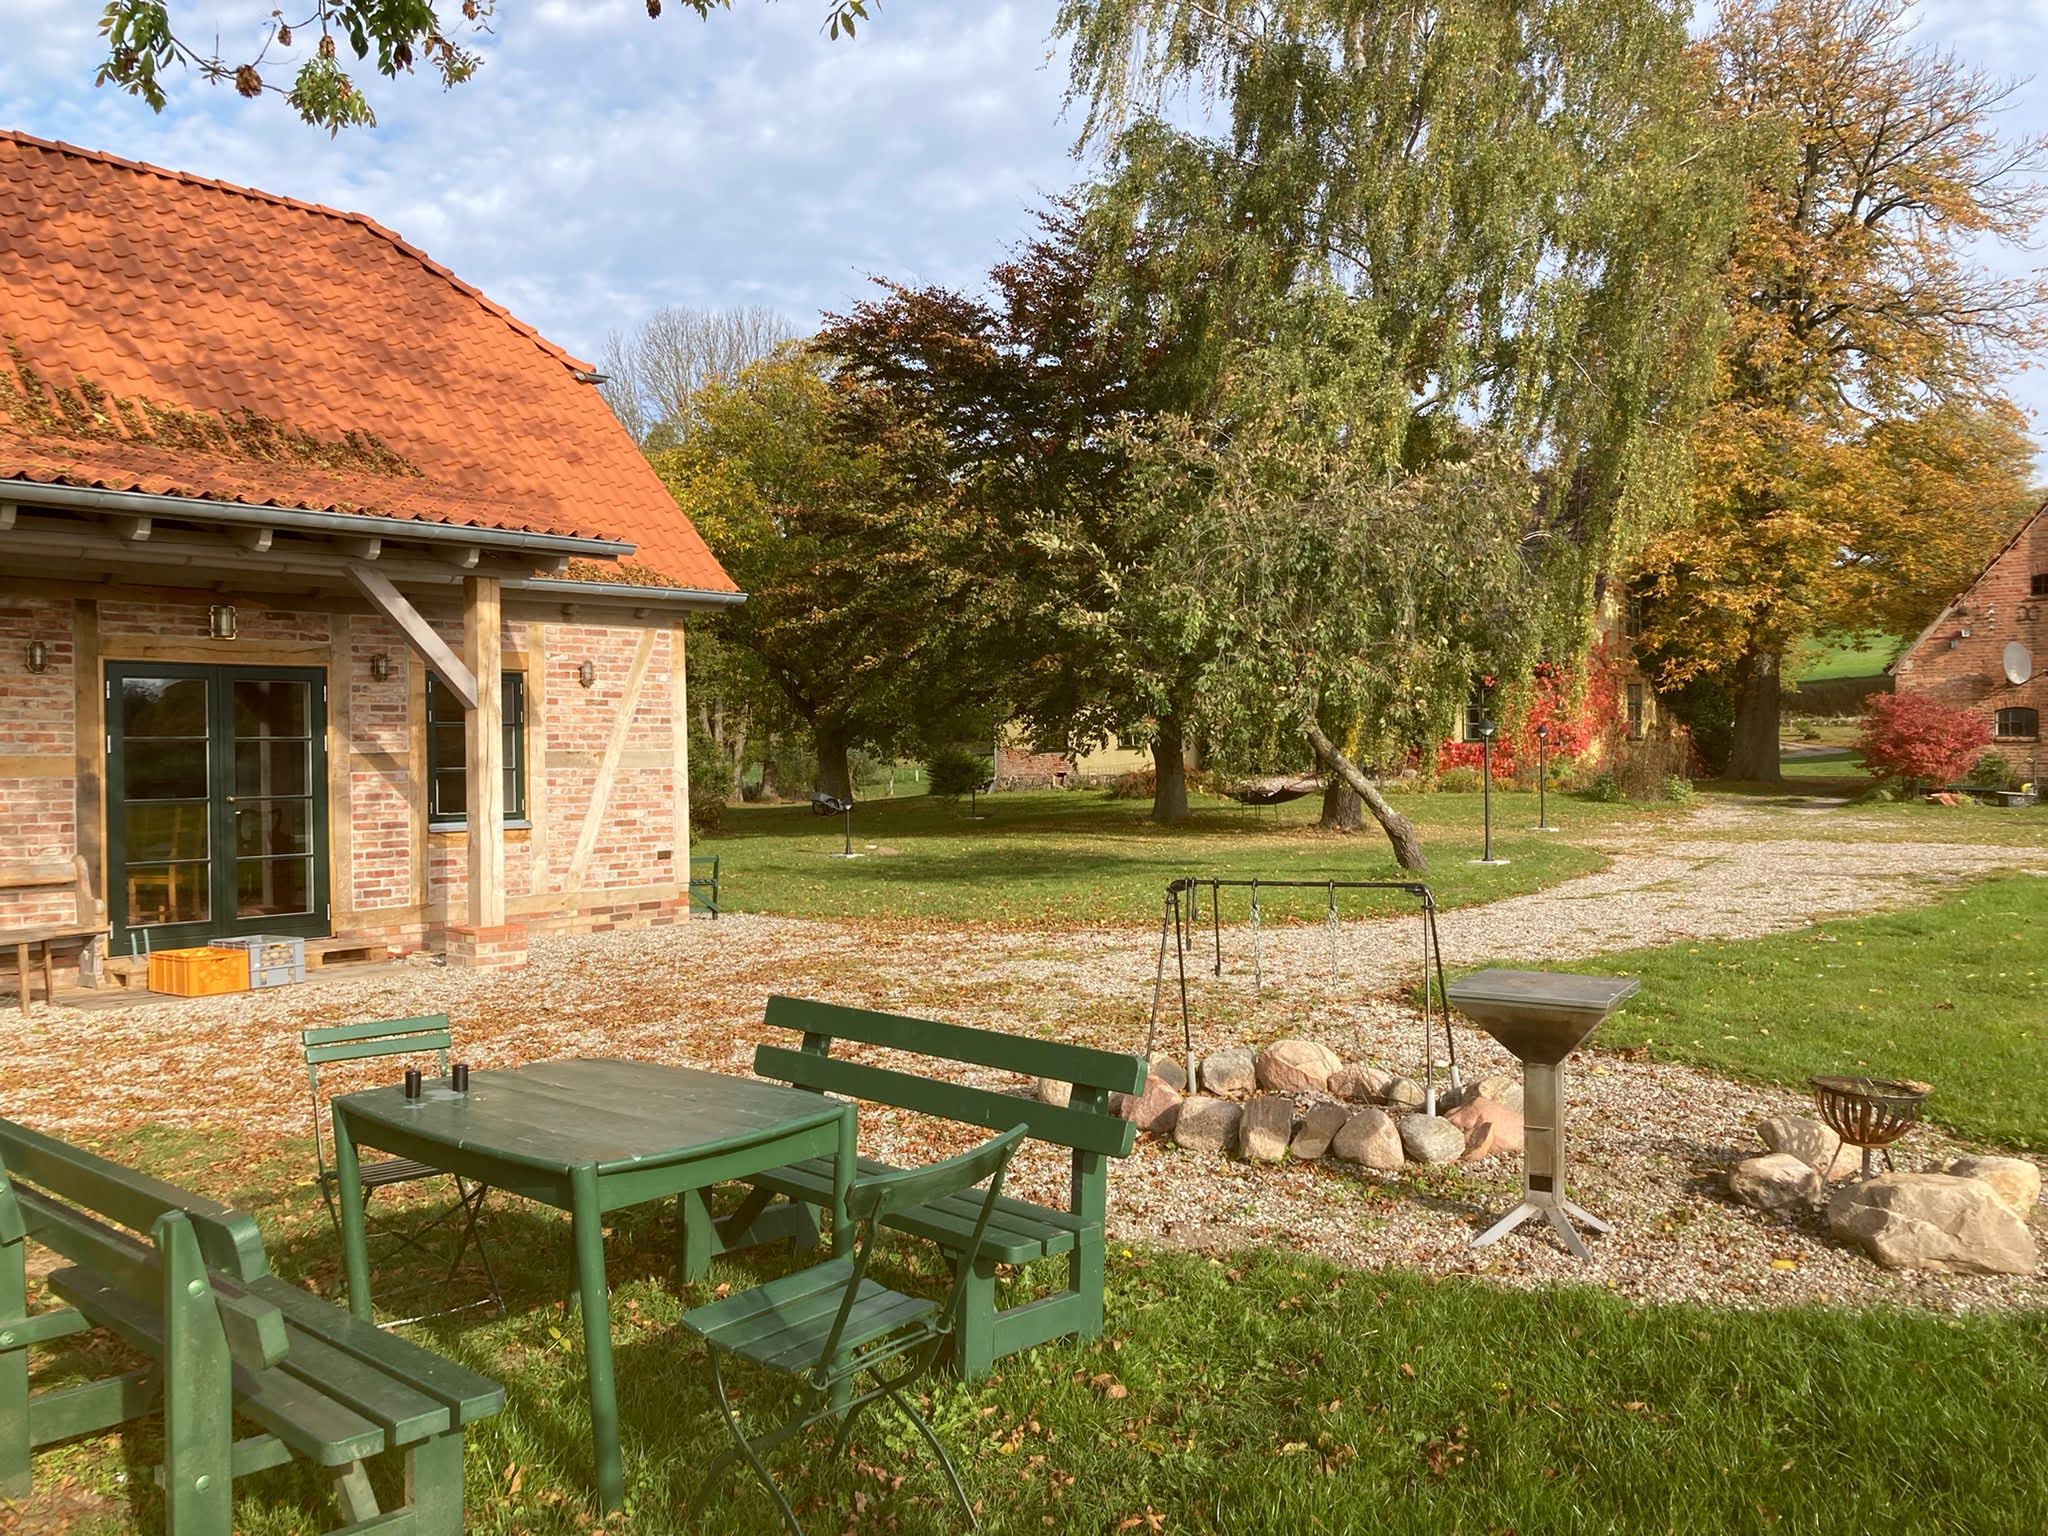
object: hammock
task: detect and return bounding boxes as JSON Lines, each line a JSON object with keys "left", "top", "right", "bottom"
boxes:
{"left": 1220, "top": 774, "right": 1321, "bottom": 807}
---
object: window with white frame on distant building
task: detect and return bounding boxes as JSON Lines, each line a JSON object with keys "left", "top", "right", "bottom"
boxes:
{"left": 1462, "top": 693, "right": 1488, "bottom": 742}
{"left": 1996, "top": 706, "right": 2039, "bottom": 740}
{"left": 1626, "top": 682, "right": 1646, "bottom": 739}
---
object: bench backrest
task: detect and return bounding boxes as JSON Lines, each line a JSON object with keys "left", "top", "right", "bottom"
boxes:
{"left": 754, "top": 995, "right": 1146, "bottom": 1160}
{"left": 0, "top": 856, "right": 105, "bottom": 928}
{"left": 0, "top": 1117, "right": 288, "bottom": 1377}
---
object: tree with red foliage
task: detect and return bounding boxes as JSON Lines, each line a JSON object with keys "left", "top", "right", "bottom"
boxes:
{"left": 1856, "top": 693, "right": 1991, "bottom": 790}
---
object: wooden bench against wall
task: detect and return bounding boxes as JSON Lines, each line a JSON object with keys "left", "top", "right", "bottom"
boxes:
{"left": 740, "top": 995, "right": 1146, "bottom": 1379}
{"left": 0, "top": 1117, "right": 503, "bottom": 1535}
{"left": 0, "top": 857, "right": 106, "bottom": 1016}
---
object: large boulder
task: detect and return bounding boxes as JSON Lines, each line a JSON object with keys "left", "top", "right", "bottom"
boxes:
{"left": 1113, "top": 1074, "right": 1183, "bottom": 1137}
{"left": 1328, "top": 1063, "right": 1394, "bottom": 1104}
{"left": 1446, "top": 1097, "right": 1524, "bottom": 1162}
{"left": 1728, "top": 1153, "right": 1823, "bottom": 1216}
{"left": 1331, "top": 1108, "right": 1404, "bottom": 1169}
{"left": 1290, "top": 1101, "right": 1351, "bottom": 1161}
{"left": 1173, "top": 1097, "right": 1242, "bottom": 1156}
{"left": 1149, "top": 1056, "right": 1189, "bottom": 1093}
{"left": 1240, "top": 1096, "right": 1295, "bottom": 1163}
{"left": 1255, "top": 1039, "right": 1342, "bottom": 1095}
{"left": 1398, "top": 1114, "right": 1466, "bottom": 1165}
{"left": 1942, "top": 1156, "right": 2041, "bottom": 1218}
{"left": 1034, "top": 1077, "right": 1072, "bottom": 1108}
{"left": 1199, "top": 1048, "right": 1258, "bottom": 1099}
{"left": 1757, "top": 1115, "right": 1858, "bottom": 1182}
{"left": 1827, "top": 1173, "right": 2039, "bottom": 1276}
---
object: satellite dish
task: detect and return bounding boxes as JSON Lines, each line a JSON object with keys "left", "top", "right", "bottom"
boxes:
{"left": 2005, "top": 641, "right": 2034, "bottom": 686}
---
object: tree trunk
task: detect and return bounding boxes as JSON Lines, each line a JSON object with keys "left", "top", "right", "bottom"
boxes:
{"left": 1318, "top": 780, "right": 1364, "bottom": 832}
{"left": 1151, "top": 713, "right": 1190, "bottom": 825}
{"left": 1306, "top": 723, "right": 1427, "bottom": 871}
{"left": 1726, "top": 651, "right": 1783, "bottom": 783}
{"left": 815, "top": 722, "right": 854, "bottom": 801}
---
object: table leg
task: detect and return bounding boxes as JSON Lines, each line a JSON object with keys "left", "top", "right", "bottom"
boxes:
{"left": 40, "top": 945, "right": 53, "bottom": 1010}
{"left": 831, "top": 1105, "right": 854, "bottom": 1257}
{"left": 333, "top": 1109, "right": 373, "bottom": 1321}
{"left": 676, "top": 1187, "right": 719, "bottom": 1283}
{"left": 570, "top": 1164, "right": 623, "bottom": 1512}
{"left": 14, "top": 945, "right": 26, "bottom": 1020}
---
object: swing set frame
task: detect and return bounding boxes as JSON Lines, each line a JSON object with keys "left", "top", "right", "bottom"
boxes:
{"left": 1146, "top": 876, "right": 1462, "bottom": 1114}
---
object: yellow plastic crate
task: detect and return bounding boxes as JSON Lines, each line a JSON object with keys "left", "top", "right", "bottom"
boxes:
{"left": 147, "top": 946, "right": 249, "bottom": 997}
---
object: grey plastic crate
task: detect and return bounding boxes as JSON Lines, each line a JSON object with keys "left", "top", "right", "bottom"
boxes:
{"left": 209, "top": 934, "right": 306, "bottom": 989}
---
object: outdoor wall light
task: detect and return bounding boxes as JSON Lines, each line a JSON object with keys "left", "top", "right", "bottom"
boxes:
{"left": 208, "top": 604, "right": 238, "bottom": 641}
{"left": 578, "top": 659, "right": 597, "bottom": 689}
{"left": 24, "top": 640, "right": 48, "bottom": 674}
{"left": 1959, "top": 624, "right": 1973, "bottom": 639}
{"left": 369, "top": 652, "right": 392, "bottom": 682}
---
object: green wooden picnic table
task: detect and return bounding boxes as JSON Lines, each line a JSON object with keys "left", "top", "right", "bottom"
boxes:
{"left": 331, "top": 1057, "right": 855, "bottom": 1511}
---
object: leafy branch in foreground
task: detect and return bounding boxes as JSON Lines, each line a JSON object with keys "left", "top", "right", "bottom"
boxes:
{"left": 94, "top": 0, "right": 871, "bottom": 133}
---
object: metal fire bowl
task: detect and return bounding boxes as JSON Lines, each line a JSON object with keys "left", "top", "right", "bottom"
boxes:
{"left": 1809, "top": 1075, "right": 1931, "bottom": 1150}
{"left": 1445, "top": 969, "right": 1641, "bottom": 1066}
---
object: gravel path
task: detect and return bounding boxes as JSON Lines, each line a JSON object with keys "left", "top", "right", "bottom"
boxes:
{"left": 5, "top": 796, "right": 2041, "bottom": 1314}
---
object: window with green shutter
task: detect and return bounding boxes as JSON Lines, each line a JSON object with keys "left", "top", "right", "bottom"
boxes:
{"left": 426, "top": 673, "right": 527, "bottom": 826}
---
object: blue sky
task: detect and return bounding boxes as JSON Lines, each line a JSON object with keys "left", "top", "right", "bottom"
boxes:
{"left": 2, "top": 0, "right": 2045, "bottom": 455}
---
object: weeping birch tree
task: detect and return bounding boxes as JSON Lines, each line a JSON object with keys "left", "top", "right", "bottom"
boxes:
{"left": 1057, "top": 0, "right": 1737, "bottom": 854}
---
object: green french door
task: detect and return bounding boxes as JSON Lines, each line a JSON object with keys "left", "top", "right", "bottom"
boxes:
{"left": 106, "top": 663, "right": 331, "bottom": 956}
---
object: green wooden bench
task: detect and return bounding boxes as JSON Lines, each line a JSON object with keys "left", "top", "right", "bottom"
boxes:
{"left": 739, "top": 995, "right": 1146, "bottom": 1379}
{"left": 688, "top": 855, "right": 721, "bottom": 918}
{"left": 0, "top": 1117, "right": 503, "bottom": 1535}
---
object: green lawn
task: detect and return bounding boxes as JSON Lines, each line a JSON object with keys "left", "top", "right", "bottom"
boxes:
{"left": 699, "top": 787, "right": 1672, "bottom": 926}
{"left": 1550, "top": 873, "right": 2048, "bottom": 1150}
{"left": 1790, "top": 631, "right": 1905, "bottom": 683}
{"left": 1780, "top": 744, "right": 1870, "bottom": 781}
{"left": 21, "top": 1128, "right": 2048, "bottom": 1536}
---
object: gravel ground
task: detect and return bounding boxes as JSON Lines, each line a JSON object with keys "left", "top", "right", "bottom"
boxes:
{"left": 4, "top": 797, "right": 2040, "bottom": 1313}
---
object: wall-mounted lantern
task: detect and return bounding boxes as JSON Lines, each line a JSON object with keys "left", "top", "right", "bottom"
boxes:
{"left": 208, "top": 604, "right": 238, "bottom": 641}
{"left": 578, "top": 659, "right": 597, "bottom": 689}
{"left": 369, "top": 652, "right": 392, "bottom": 682}
{"left": 24, "top": 640, "right": 48, "bottom": 674}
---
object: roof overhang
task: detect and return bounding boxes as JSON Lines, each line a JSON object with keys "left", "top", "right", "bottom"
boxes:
{"left": 0, "top": 483, "right": 744, "bottom": 616}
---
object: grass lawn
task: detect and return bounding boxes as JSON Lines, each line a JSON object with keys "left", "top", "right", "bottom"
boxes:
{"left": 20, "top": 1127, "right": 2048, "bottom": 1536}
{"left": 1553, "top": 873, "right": 2048, "bottom": 1150}
{"left": 699, "top": 787, "right": 1674, "bottom": 926}
{"left": 1790, "top": 631, "right": 1905, "bottom": 683}
{"left": 1779, "top": 745, "right": 1869, "bottom": 782}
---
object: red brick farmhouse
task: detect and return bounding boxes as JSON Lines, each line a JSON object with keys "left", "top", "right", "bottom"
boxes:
{"left": 1890, "top": 498, "right": 2047, "bottom": 779}
{"left": 0, "top": 131, "right": 740, "bottom": 986}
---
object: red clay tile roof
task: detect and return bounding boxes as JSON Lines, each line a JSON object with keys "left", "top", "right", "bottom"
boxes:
{"left": 0, "top": 129, "right": 735, "bottom": 594}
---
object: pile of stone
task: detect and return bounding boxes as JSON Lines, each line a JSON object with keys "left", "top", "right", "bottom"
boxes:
{"left": 1726, "top": 1114, "right": 2040, "bottom": 1276}
{"left": 1099, "top": 1037, "right": 1524, "bottom": 1172}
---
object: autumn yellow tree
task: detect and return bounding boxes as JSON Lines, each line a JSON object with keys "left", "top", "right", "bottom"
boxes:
{"left": 1634, "top": 0, "right": 2047, "bottom": 779}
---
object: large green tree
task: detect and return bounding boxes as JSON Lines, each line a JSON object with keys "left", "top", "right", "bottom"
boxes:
{"left": 1632, "top": 0, "right": 2048, "bottom": 780}
{"left": 655, "top": 350, "right": 988, "bottom": 800}
{"left": 96, "top": 1, "right": 870, "bottom": 131}
{"left": 817, "top": 204, "right": 1213, "bottom": 822}
{"left": 1054, "top": 0, "right": 1737, "bottom": 848}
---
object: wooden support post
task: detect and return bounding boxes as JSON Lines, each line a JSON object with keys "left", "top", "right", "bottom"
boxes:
{"left": 463, "top": 576, "right": 505, "bottom": 930}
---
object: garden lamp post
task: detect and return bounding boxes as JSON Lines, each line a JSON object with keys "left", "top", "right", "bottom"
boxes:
{"left": 1535, "top": 722, "right": 1555, "bottom": 831}
{"left": 1473, "top": 718, "right": 1508, "bottom": 866}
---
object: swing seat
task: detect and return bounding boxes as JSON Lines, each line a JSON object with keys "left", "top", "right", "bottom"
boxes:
{"left": 1220, "top": 775, "right": 1320, "bottom": 806}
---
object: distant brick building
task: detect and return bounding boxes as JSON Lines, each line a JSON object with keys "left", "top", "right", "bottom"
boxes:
{"left": 1890, "top": 500, "right": 2047, "bottom": 777}
{"left": 0, "top": 132, "right": 740, "bottom": 986}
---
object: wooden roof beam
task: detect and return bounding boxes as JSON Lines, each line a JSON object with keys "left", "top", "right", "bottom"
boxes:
{"left": 345, "top": 560, "right": 479, "bottom": 711}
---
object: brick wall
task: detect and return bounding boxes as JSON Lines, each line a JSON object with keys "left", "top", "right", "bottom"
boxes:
{"left": 1, "top": 587, "right": 693, "bottom": 988}
{"left": 1893, "top": 506, "right": 2048, "bottom": 775}
{"left": 0, "top": 595, "right": 78, "bottom": 929}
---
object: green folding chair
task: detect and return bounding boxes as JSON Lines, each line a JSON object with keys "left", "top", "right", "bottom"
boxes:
{"left": 302, "top": 1014, "right": 504, "bottom": 1323}
{"left": 679, "top": 1124, "right": 1027, "bottom": 1535}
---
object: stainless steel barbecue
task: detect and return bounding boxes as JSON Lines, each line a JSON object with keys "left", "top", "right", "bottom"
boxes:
{"left": 1447, "top": 968, "right": 1639, "bottom": 1260}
